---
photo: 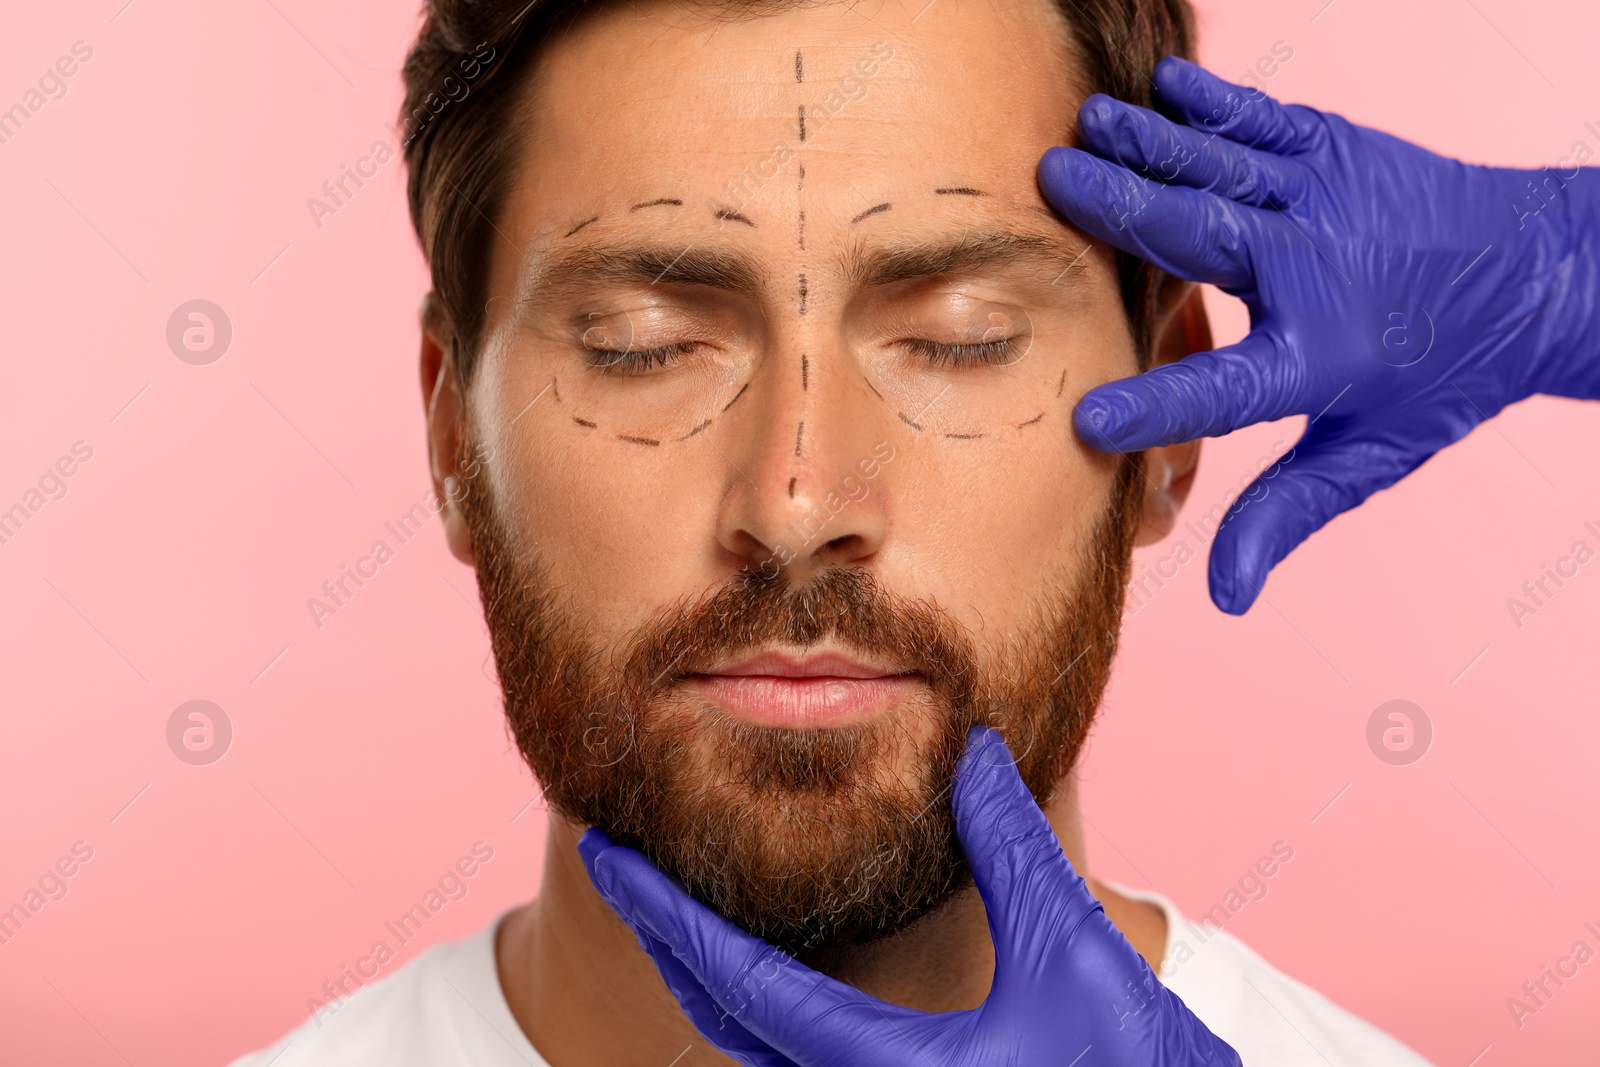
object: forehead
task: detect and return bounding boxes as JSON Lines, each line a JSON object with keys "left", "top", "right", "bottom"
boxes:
{"left": 509, "top": 0, "right": 1084, "bottom": 236}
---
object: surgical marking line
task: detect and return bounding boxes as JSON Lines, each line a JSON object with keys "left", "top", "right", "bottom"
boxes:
{"left": 722, "top": 382, "right": 750, "bottom": 412}
{"left": 850, "top": 202, "right": 892, "bottom": 224}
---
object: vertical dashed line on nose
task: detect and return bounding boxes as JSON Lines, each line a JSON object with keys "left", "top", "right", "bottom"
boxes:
{"left": 796, "top": 162, "right": 805, "bottom": 251}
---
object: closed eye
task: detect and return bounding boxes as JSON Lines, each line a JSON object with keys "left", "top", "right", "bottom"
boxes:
{"left": 583, "top": 340, "right": 699, "bottom": 373}
{"left": 902, "top": 336, "right": 1021, "bottom": 367}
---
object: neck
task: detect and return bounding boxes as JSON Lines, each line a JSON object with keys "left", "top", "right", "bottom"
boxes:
{"left": 496, "top": 773, "right": 1166, "bottom": 1066}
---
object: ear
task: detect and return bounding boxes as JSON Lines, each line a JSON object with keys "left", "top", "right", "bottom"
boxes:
{"left": 420, "top": 294, "right": 475, "bottom": 566}
{"left": 1135, "top": 279, "right": 1212, "bottom": 547}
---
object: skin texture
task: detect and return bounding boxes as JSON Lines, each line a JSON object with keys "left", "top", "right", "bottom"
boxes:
{"left": 417, "top": 0, "right": 1210, "bottom": 1062}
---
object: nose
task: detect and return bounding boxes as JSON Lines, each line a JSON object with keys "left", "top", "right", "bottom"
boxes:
{"left": 715, "top": 341, "right": 892, "bottom": 583}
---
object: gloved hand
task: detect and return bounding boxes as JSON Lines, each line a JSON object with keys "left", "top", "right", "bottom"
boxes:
{"left": 579, "top": 725, "right": 1240, "bottom": 1067}
{"left": 1039, "top": 57, "right": 1600, "bottom": 614}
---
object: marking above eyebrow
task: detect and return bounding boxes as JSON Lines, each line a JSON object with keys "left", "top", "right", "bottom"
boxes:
{"left": 631, "top": 198, "right": 683, "bottom": 212}
{"left": 1017, "top": 411, "right": 1045, "bottom": 428}
{"left": 1056, "top": 369, "right": 1067, "bottom": 397}
{"left": 945, "top": 432, "right": 985, "bottom": 440}
{"left": 714, "top": 208, "right": 755, "bottom": 226}
{"left": 574, "top": 416, "right": 597, "bottom": 429}
{"left": 897, "top": 411, "right": 922, "bottom": 430}
{"left": 563, "top": 216, "right": 600, "bottom": 238}
{"left": 619, "top": 433, "right": 661, "bottom": 446}
{"left": 935, "top": 187, "right": 987, "bottom": 196}
{"left": 679, "top": 418, "right": 713, "bottom": 440}
{"left": 850, "top": 203, "right": 892, "bottom": 224}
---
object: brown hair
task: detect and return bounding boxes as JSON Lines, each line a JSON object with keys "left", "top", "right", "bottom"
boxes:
{"left": 400, "top": 0, "right": 1196, "bottom": 382}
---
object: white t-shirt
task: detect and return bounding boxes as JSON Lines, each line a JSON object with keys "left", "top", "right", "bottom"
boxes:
{"left": 228, "top": 887, "right": 1435, "bottom": 1066}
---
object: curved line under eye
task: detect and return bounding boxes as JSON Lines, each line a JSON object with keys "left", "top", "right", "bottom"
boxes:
{"left": 903, "top": 336, "right": 1020, "bottom": 368}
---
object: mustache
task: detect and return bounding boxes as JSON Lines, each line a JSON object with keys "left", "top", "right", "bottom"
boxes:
{"left": 618, "top": 566, "right": 980, "bottom": 709}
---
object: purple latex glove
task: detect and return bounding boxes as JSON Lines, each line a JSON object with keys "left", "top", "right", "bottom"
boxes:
{"left": 579, "top": 725, "right": 1239, "bottom": 1067}
{"left": 1039, "top": 57, "right": 1600, "bottom": 614}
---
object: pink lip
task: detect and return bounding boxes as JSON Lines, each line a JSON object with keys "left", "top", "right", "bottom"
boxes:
{"left": 685, "top": 651, "right": 920, "bottom": 728}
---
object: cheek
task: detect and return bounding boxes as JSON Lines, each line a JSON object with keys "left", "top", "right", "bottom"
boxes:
{"left": 881, "top": 418, "right": 1120, "bottom": 636}
{"left": 481, "top": 397, "right": 729, "bottom": 640}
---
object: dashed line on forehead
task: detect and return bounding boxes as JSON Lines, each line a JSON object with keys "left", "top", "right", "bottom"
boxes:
{"left": 795, "top": 49, "right": 803, "bottom": 83}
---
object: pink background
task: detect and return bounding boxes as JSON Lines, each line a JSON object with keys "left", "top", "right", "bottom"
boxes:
{"left": 2, "top": 0, "right": 1597, "bottom": 1062}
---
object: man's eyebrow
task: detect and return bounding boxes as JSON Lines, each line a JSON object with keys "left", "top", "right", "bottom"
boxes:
{"left": 525, "top": 244, "right": 767, "bottom": 298}
{"left": 840, "top": 230, "right": 1089, "bottom": 290}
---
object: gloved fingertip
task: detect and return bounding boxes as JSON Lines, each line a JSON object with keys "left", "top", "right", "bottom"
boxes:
{"left": 1072, "top": 391, "right": 1139, "bottom": 453}
{"left": 577, "top": 826, "right": 615, "bottom": 872}
{"left": 1077, "top": 93, "right": 1119, "bottom": 131}
{"left": 1209, "top": 572, "right": 1256, "bottom": 616}
{"left": 1153, "top": 54, "right": 1199, "bottom": 96}
{"left": 1037, "top": 144, "right": 1079, "bottom": 189}
{"left": 1208, "top": 531, "right": 1267, "bottom": 616}
{"left": 959, "top": 723, "right": 1010, "bottom": 767}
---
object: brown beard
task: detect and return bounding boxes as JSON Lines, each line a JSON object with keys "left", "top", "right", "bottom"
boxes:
{"left": 461, "top": 434, "right": 1141, "bottom": 955}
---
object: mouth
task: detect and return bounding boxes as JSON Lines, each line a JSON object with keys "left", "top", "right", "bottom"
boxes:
{"left": 682, "top": 649, "right": 922, "bottom": 728}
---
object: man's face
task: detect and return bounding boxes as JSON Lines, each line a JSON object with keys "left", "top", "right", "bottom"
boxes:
{"left": 447, "top": 0, "right": 1147, "bottom": 951}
